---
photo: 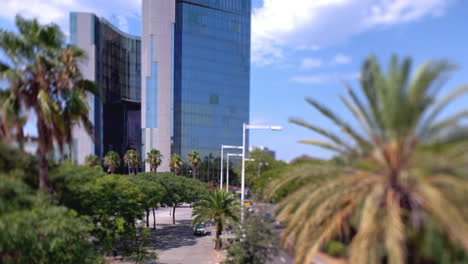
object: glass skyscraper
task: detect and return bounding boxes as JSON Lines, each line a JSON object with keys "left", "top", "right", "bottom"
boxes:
{"left": 71, "top": 0, "right": 251, "bottom": 171}
{"left": 142, "top": 0, "right": 251, "bottom": 171}
{"left": 70, "top": 12, "right": 141, "bottom": 163}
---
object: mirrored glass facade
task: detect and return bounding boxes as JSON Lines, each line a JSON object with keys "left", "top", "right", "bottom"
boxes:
{"left": 173, "top": 0, "right": 251, "bottom": 159}
{"left": 71, "top": 12, "right": 141, "bottom": 161}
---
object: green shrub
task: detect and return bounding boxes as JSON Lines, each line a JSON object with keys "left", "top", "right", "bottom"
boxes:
{"left": 0, "top": 206, "right": 98, "bottom": 264}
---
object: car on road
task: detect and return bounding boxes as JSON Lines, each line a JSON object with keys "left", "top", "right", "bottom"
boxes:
{"left": 193, "top": 223, "right": 209, "bottom": 236}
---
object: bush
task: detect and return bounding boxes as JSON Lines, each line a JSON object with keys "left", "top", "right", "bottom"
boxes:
{"left": 0, "top": 142, "right": 38, "bottom": 188}
{"left": 0, "top": 206, "right": 98, "bottom": 264}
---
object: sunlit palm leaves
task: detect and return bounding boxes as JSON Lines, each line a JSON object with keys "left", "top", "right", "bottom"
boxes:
{"left": 146, "top": 149, "right": 163, "bottom": 172}
{"left": 103, "top": 151, "right": 120, "bottom": 174}
{"left": 271, "top": 55, "right": 468, "bottom": 263}
{"left": 124, "top": 149, "right": 140, "bottom": 175}
{"left": 169, "top": 154, "right": 183, "bottom": 175}
{"left": 192, "top": 189, "right": 238, "bottom": 249}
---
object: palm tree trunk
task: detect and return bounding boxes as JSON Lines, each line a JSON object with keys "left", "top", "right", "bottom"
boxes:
{"left": 172, "top": 205, "right": 176, "bottom": 224}
{"left": 146, "top": 208, "right": 150, "bottom": 228}
{"left": 215, "top": 222, "right": 223, "bottom": 250}
{"left": 152, "top": 208, "right": 156, "bottom": 229}
{"left": 37, "top": 117, "right": 50, "bottom": 192}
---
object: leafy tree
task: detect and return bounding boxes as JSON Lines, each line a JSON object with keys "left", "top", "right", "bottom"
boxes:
{"left": 223, "top": 212, "right": 278, "bottom": 264}
{"left": 131, "top": 173, "right": 165, "bottom": 229}
{"left": 103, "top": 151, "right": 120, "bottom": 174}
{"left": 234, "top": 149, "right": 286, "bottom": 186}
{"left": 192, "top": 189, "right": 238, "bottom": 250}
{"left": 124, "top": 149, "right": 140, "bottom": 175}
{"left": 146, "top": 149, "right": 163, "bottom": 172}
{"left": 0, "top": 15, "right": 95, "bottom": 191}
{"left": 84, "top": 154, "right": 99, "bottom": 167}
{"left": 128, "top": 227, "right": 158, "bottom": 264}
{"left": 169, "top": 154, "right": 183, "bottom": 175}
{"left": 188, "top": 151, "right": 201, "bottom": 178}
{"left": 271, "top": 55, "right": 468, "bottom": 263}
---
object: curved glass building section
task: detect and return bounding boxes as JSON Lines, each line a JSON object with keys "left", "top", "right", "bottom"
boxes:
{"left": 71, "top": 12, "right": 141, "bottom": 163}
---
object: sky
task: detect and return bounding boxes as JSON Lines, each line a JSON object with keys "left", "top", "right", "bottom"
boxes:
{"left": 1, "top": 0, "right": 467, "bottom": 162}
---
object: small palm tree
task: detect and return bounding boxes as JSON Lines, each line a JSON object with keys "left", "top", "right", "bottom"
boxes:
{"left": 270, "top": 55, "right": 468, "bottom": 263}
{"left": 169, "top": 154, "right": 183, "bottom": 175}
{"left": 0, "top": 16, "right": 95, "bottom": 191}
{"left": 188, "top": 151, "right": 201, "bottom": 178}
{"left": 84, "top": 154, "right": 99, "bottom": 167}
{"left": 103, "top": 151, "right": 120, "bottom": 174}
{"left": 124, "top": 149, "right": 140, "bottom": 175}
{"left": 146, "top": 149, "right": 163, "bottom": 172}
{"left": 192, "top": 189, "right": 238, "bottom": 250}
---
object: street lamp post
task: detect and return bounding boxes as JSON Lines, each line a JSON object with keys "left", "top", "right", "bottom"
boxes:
{"left": 220, "top": 144, "right": 243, "bottom": 190}
{"left": 241, "top": 123, "right": 282, "bottom": 221}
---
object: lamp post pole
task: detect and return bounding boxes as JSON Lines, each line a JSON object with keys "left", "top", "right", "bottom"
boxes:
{"left": 220, "top": 144, "right": 243, "bottom": 190}
{"left": 241, "top": 123, "right": 282, "bottom": 222}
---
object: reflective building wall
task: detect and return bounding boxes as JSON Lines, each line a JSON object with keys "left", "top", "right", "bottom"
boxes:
{"left": 142, "top": 0, "right": 251, "bottom": 169}
{"left": 173, "top": 0, "right": 251, "bottom": 161}
{"left": 71, "top": 12, "right": 141, "bottom": 163}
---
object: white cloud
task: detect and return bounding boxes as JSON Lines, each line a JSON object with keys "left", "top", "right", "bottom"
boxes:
{"left": 296, "top": 44, "right": 320, "bottom": 51}
{"left": 252, "top": 0, "right": 452, "bottom": 65}
{"left": 290, "top": 74, "right": 330, "bottom": 84}
{"left": 333, "top": 54, "right": 352, "bottom": 65}
{"left": 291, "top": 71, "right": 360, "bottom": 84}
{"left": 0, "top": 0, "right": 141, "bottom": 35}
{"left": 300, "top": 57, "right": 322, "bottom": 69}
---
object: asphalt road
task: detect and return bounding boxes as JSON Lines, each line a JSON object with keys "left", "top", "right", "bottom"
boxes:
{"left": 150, "top": 206, "right": 221, "bottom": 264}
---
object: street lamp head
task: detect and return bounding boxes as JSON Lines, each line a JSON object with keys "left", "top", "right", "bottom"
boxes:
{"left": 270, "top": 126, "right": 283, "bottom": 131}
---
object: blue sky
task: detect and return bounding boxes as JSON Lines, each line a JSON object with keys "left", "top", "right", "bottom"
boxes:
{"left": 1, "top": 0, "right": 467, "bottom": 161}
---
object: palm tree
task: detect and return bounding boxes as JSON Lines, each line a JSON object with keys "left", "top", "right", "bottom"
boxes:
{"left": 124, "top": 149, "right": 140, "bottom": 175}
{"left": 169, "top": 154, "right": 183, "bottom": 175}
{"left": 270, "top": 55, "right": 468, "bottom": 264}
{"left": 192, "top": 189, "right": 238, "bottom": 250}
{"left": 188, "top": 151, "right": 201, "bottom": 178}
{"left": 0, "top": 90, "right": 26, "bottom": 150}
{"left": 146, "top": 149, "right": 163, "bottom": 172}
{"left": 84, "top": 154, "right": 99, "bottom": 167}
{"left": 103, "top": 151, "right": 120, "bottom": 174}
{"left": 0, "top": 16, "right": 95, "bottom": 191}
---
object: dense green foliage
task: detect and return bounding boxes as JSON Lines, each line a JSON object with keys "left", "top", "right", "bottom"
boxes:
{"left": 223, "top": 212, "right": 278, "bottom": 264}
{"left": 192, "top": 189, "right": 238, "bottom": 249}
{"left": 234, "top": 149, "right": 286, "bottom": 186}
{"left": 169, "top": 154, "right": 183, "bottom": 175}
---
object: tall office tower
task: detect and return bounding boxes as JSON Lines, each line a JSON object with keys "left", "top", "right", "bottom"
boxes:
{"left": 70, "top": 12, "right": 141, "bottom": 164}
{"left": 142, "top": 0, "right": 251, "bottom": 172}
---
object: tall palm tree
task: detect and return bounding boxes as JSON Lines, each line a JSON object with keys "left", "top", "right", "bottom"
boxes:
{"left": 124, "top": 149, "right": 140, "bottom": 175}
{"left": 270, "top": 55, "right": 468, "bottom": 264}
{"left": 192, "top": 189, "right": 238, "bottom": 250}
{"left": 0, "top": 15, "right": 95, "bottom": 191}
{"left": 146, "top": 149, "right": 163, "bottom": 172}
{"left": 169, "top": 154, "right": 183, "bottom": 175}
{"left": 188, "top": 151, "right": 201, "bottom": 178}
{"left": 103, "top": 151, "right": 120, "bottom": 174}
